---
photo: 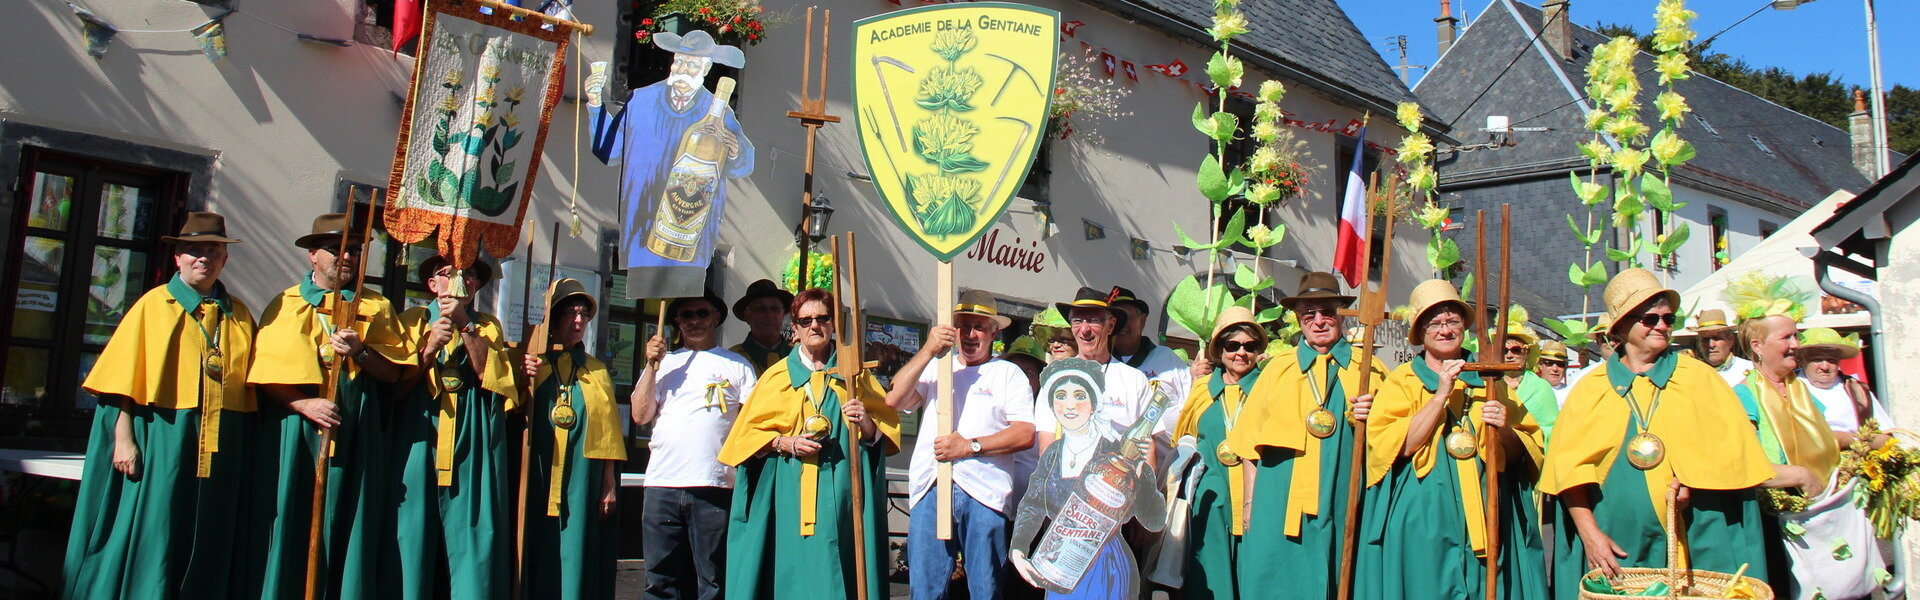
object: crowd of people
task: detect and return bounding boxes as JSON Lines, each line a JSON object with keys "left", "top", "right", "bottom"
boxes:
{"left": 62, "top": 210, "right": 1896, "bottom": 600}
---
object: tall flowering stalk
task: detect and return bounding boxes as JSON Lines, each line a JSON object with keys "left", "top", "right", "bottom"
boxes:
{"left": 1396, "top": 101, "right": 1455, "bottom": 278}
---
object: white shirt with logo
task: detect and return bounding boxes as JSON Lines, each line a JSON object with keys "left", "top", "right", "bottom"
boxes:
{"left": 906, "top": 357, "right": 1036, "bottom": 514}
{"left": 1031, "top": 359, "right": 1156, "bottom": 443}
{"left": 643, "top": 347, "right": 759, "bottom": 488}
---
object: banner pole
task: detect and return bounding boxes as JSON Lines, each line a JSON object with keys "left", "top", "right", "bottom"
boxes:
{"left": 935, "top": 259, "right": 955, "bottom": 540}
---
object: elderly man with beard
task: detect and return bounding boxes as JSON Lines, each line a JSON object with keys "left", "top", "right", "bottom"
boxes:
{"left": 887, "top": 290, "right": 1037, "bottom": 600}
{"left": 590, "top": 30, "right": 753, "bottom": 284}
{"left": 632, "top": 292, "right": 758, "bottom": 600}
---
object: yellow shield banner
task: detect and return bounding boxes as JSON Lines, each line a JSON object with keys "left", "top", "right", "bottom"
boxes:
{"left": 853, "top": 3, "right": 1058, "bottom": 261}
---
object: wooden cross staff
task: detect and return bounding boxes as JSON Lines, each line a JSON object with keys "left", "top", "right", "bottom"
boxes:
{"left": 1334, "top": 172, "right": 1397, "bottom": 600}
{"left": 828, "top": 232, "right": 880, "bottom": 600}
{"left": 510, "top": 221, "right": 561, "bottom": 600}
{"left": 1461, "top": 204, "right": 1520, "bottom": 600}
{"left": 306, "top": 190, "right": 380, "bottom": 600}
{"left": 788, "top": 6, "right": 840, "bottom": 287}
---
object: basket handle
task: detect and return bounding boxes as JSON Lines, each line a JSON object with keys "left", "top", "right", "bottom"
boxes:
{"left": 1662, "top": 483, "right": 1688, "bottom": 598}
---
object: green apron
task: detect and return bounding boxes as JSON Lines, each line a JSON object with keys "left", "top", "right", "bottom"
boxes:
{"left": 246, "top": 374, "right": 394, "bottom": 600}
{"left": 1183, "top": 375, "right": 1242, "bottom": 600}
{"left": 522, "top": 349, "right": 619, "bottom": 600}
{"left": 1240, "top": 356, "right": 1356, "bottom": 600}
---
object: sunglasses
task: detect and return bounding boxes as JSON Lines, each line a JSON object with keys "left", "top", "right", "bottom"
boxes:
{"left": 1218, "top": 340, "right": 1258, "bottom": 353}
{"left": 676, "top": 308, "right": 714, "bottom": 320}
{"left": 1629, "top": 312, "right": 1677, "bottom": 328}
{"left": 794, "top": 315, "right": 834, "bottom": 327}
{"left": 1297, "top": 308, "right": 1340, "bottom": 320}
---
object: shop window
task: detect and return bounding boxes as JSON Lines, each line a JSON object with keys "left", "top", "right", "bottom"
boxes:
{"left": 1, "top": 149, "right": 185, "bottom": 443}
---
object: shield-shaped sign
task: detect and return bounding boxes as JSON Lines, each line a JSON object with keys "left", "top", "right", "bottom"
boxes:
{"left": 853, "top": 3, "right": 1058, "bottom": 261}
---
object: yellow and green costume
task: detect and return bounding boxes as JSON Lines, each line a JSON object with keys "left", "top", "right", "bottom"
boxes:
{"left": 1359, "top": 354, "right": 1547, "bottom": 600}
{"left": 522, "top": 345, "right": 627, "bottom": 600}
{"left": 244, "top": 275, "right": 415, "bottom": 600}
{"left": 1735, "top": 372, "right": 1839, "bottom": 488}
{"left": 1541, "top": 351, "right": 1774, "bottom": 600}
{"left": 1169, "top": 365, "right": 1261, "bottom": 600}
{"left": 392, "top": 305, "right": 521, "bottom": 600}
{"left": 64, "top": 277, "right": 257, "bottom": 600}
{"left": 718, "top": 348, "right": 901, "bottom": 600}
{"left": 731, "top": 336, "right": 792, "bottom": 375}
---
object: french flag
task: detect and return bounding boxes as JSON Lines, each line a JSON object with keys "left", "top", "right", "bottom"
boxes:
{"left": 1333, "top": 124, "right": 1368, "bottom": 287}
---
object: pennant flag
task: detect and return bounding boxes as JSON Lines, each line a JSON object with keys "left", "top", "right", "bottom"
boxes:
{"left": 1147, "top": 59, "right": 1187, "bottom": 77}
{"left": 1333, "top": 123, "right": 1369, "bottom": 287}
{"left": 1121, "top": 60, "right": 1137, "bottom": 81}
{"left": 1083, "top": 219, "right": 1106, "bottom": 240}
{"left": 69, "top": 3, "right": 117, "bottom": 59}
{"left": 1099, "top": 52, "right": 1116, "bottom": 78}
{"left": 191, "top": 14, "right": 230, "bottom": 62}
{"left": 1061, "top": 20, "right": 1084, "bottom": 37}
{"left": 394, "top": 0, "right": 423, "bottom": 51}
{"left": 1130, "top": 237, "right": 1149, "bottom": 260}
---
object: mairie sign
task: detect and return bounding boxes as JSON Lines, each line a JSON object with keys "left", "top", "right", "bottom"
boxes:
{"left": 853, "top": 3, "right": 1058, "bottom": 261}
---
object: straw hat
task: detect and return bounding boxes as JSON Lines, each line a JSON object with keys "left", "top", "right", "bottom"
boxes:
{"left": 1797, "top": 327, "right": 1861, "bottom": 359}
{"left": 1405, "top": 279, "right": 1471, "bottom": 345}
{"left": 547, "top": 278, "right": 596, "bottom": 316}
{"left": 1691, "top": 309, "right": 1733, "bottom": 333}
{"left": 1538, "top": 340, "right": 1570, "bottom": 362}
{"left": 1280, "top": 271, "right": 1357, "bottom": 310}
{"left": 161, "top": 212, "right": 242, "bottom": 244}
{"left": 954, "top": 289, "right": 1013, "bottom": 329}
{"left": 1210, "top": 306, "right": 1259, "bottom": 343}
{"left": 1602, "top": 268, "right": 1680, "bottom": 336}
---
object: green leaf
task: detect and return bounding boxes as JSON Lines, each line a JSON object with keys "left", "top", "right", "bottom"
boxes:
{"left": 1255, "top": 305, "right": 1285, "bottom": 324}
{"left": 1219, "top": 209, "right": 1248, "bottom": 246}
{"left": 1568, "top": 263, "right": 1587, "bottom": 287}
{"left": 1226, "top": 167, "right": 1249, "bottom": 199}
{"left": 1565, "top": 214, "right": 1588, "bottom": 245}
{"left": 1426, "top": 236, "right": 1461, "bottom": 271}
{"left": 1233, "top": 264, "right": 1259, "bottom": 289}
{"left": 1206, "top": 54, "right": 1243, "bottom": 89}
{"left": 1657, "top": 222, "right": 1691, "bottom": 255}
{"left": 432, "top": 119, "right": 452, "bottom": 156}
{"left": 1172, "top": 220, "right": 1206, "bottom": 249}
{"left": 1210, "top": 112, "right": 1239, "bottom": 147}
{"left": 1614, "top": 185, "right": 1644, "bottom": 219}
{"left": 1606, "top": 246, "right": 1635, "bottom": 263}
{"left": 1197, "top": 154, "right": 1230, "bottom": 202}
{"left": 1642, "top": 173, "right": 1675, "bottom": 213}
{"left": 1459, "top": 273, "right": 1475, "bottom": 301}
{"left": 1192, "top": 103, "right": 1213, "bottom": 138}
{"left": 493, "top": 160, "right": 516, "bottom": 188}
{"left": 1166, "top": 277, "right": 1232, "bottom": 340}
{"left": 1584, "top": 262, "right": 1609, "bottom": 286}
{"left": 1570, "top": 171, "right": 1607, "bottom": 206}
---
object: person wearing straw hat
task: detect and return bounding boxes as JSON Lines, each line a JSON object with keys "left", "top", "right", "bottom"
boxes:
{"left": 1030, "top": 287, "right": 1159, "bottom": 453}
{"left": 730, "top": 279, "right": 795, "bottom": 373}
{"left": 1541, "top": 268, "right": 1813, "bottom": 600}
{"left": 1496, "top": 316, "right": 1560, "bottom": 440}
{"left": 247, "top": 212, "right": 415, "bottom": 600}
{"left": 885, "top": 290, "right": 1037, "bottom": 600}
{"left": 717, "top": 287, "right": 901, "bottom": 600}
{"left": 1797, "top": 328, "right": 1891, "bottom": 447}
{"left": 631, "top": 290, "right": 757, "bottom": 600}
{"left": 1690, "top": 309, "right": 1752, "bottom": 388}
{"left": 389, "top": 255, "right": 518, "bottom": 600}
{"left": 62, "top": 213, "right": 257, "bottom": 600}
{"left": 1360, "top": 278, "right": 1547, "bottom": 600}
{"left": 1535, "top": 340, "right": 1574, "bottom": 408}
{"left": 516, "top": 279, "right": 628, "bottom": 600}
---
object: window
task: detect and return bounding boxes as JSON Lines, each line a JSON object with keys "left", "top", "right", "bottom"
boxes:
{"left": 1759, "top": 219, "right": 1780, "bottom": 240}
{"left": 614, "top": 2, "right": 742, "bottom": 101}
{"left": 1708, "top": 206, "right": 1729, "bottom": 271}
{"left": 1214, "top": 94, "right": 1268, "bottom": 243}
{"left": 1, "top": 149, "right": 185, "bottom": 438}
{"left": 1748, "top": 134, "right": 1775, "bottom": 157}
{"left": 1696, "top": 115, "right": 1720, "bottom": 136}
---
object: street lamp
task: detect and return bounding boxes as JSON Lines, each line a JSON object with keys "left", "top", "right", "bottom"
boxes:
{"left": 1772, "top": 0, "right": 1890, "bottom": 177}
{"left": 802, "top": 192, "right": 834, "bottom": 243}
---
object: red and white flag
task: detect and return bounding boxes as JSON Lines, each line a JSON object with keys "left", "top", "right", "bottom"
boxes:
{"left": 1061, "top": 20, "right": 1085, "bottom": 36}
{"left": 1121, "top": 60, "right": 1137, "bottom": 81}
{"left": 394, "top": 0, "right": 423, "bottom": 51}
{"left": 1100, "top": 52, "right": 1116, "bottom": 78}
{"left": 1146, "top": 59, "right": 1187, "bottom": 77}
{"left": 1333, "top": 124, "right": 1369, "bottom": 287}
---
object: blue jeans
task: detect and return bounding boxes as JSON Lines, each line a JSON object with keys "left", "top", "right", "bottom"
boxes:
{"left": 909, "top": 488, "right": 1011, "bottom": 600}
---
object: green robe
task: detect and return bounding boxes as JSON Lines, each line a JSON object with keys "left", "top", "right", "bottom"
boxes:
{"left": 723, "top": 349, "right": 894, "bottom": 600}
{"left": 523, "top": 348, "right": 623, "bottom": 600}
{"left": 1181, "top": 368, "right": 1259, "bottom": 600}
{"left": 1239, "top": 343, "right": 1366, "bottom": 600}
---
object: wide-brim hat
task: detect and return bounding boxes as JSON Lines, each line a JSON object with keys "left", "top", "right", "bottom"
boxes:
{"left": 668, "top": 291, "right": 729, "bottom": 326}
{"left": 1406, "top": 279, "right": 1472, "bottom": 346}
{"left": 1797, "top": 327, "right": 1861, "bottom": 359}
{"left": 955, "top": 289, "right": 1013, "bottom": 329}
{"left": 1538, "top": 340, "right": 1570, "bottom": 362}
{"left": 1210, "top": 306, "right": 1259, "bottom": 344}
{"left": 161, "top": 212, "right": 242, "bottom": 244}
{"left": 1280, "top": 271, "right": 1357, "bottom": 310}
{"left": 732, "top": 279, "right": 796, "bottom": 320}
{"left": 1691, "top": 308, "right": 1733, "bottom": 333}
{"left": 654, "top": 30, "right": 746, "bottom": 68}
{"left": 415, "top": 255, "right": 495, "bottom": 288}
{"left": 1055, "top": 286, "right": 1125, "bottom": 322}
{"left": 294, "top": 212, "right": 370, "bottom": 250}
{"left": 1109, "top": 286, "right": 1151, "bottom": 315}
{"left": 1603, "top": 268, "right": 1680, "bottom": 336}
{"left": 546, "top": 278, "right": 596, "bottom": 316}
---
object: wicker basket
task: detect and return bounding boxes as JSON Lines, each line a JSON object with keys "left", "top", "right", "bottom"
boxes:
{"left": 1576, "top": 487, "right": 1775, "bottom": 599}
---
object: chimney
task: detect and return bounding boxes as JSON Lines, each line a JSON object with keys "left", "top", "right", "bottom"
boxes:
{"left": 1437, "top": 0, "right": 1460, "bottom": 56}
{"left": 1542, "top": 0, "right": 1574, "bottom": 62}
{"left": 1850, "top": 90, "right": 1878, "bottom": 178}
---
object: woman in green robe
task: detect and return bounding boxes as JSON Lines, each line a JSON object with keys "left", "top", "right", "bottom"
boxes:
{"left": 1359, "top": 279, "right": 1547, "bottom": 600}
{"left": 519, "top": 279, "right": 628, "bottom": 600}
{"left": 64, "top": 219, "right": 256, "bottom": 600}
{"left": 717, "top": 288, "right": 901, "bottom": 600}
{"left": 1168, "top": 308, "right": 1266, "bottom": 599}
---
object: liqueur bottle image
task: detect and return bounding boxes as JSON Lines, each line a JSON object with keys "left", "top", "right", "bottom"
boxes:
{"left": 647, "top": 77, "right": 736, "bottom": 261}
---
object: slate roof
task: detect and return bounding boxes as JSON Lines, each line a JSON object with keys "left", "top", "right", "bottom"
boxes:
{"left": 1416, "top": 0, "right": 1872, "bottom": 213}
{"left": 1085, "top": 0, "right": 1425, "bottom": 122}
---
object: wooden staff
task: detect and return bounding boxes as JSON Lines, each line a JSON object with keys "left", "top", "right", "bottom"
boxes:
{"left": 306, "top": 190, "right": 379, "bottom": 600}
{"left": 830, "top": 233, "right": 876, "bottom": 600}
{"left": 1462, "top": 205, "right": 1518, "bottom": 600}
{"left": 512, "top": 221, "right": 562, "bottom": 600}
{"left": 788, "top": 6, "right": 840, "bottom": 287}
{"left": 1335, "top": 172, "right": 1397, "bottom": 600}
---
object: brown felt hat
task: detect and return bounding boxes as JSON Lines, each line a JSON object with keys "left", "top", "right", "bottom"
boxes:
{"left": 1280, "top": 271, "right": 1357, "bottom": 310}
{"left": 547, "top": 278, "right": 597, "bottom": 316}
{"left": 1055, "top": 286, "right": 1125, "bottom": 321}
{"left": 1109, "top": 286, "right": 1151, "bottom": 314}
{"left": 294, "top": 212, "right": 370, "bottom": 250}
{"left": 1603, "top": 268, "right": 1680, "bottom": 336}
{"left": 416, "top": 255, "right": 495, "bottom": 288}
{"left": 731, "top": 279, "right": 796, "bottom": 320}
{"left": 161, "top": 212, "right": 242, "bottom": 244}
{"left": 1405, "top": 279, "right": 1472, "bottom": 346}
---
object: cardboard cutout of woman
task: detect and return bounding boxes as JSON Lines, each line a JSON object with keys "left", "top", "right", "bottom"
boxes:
{"left": 1010, "top": 358, "right": 1168, "bottom": 599}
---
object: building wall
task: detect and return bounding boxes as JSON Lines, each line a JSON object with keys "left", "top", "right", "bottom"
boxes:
{"left": 1883, "top": 198, "right": 1920, "bottom": 578}
{"left": 0, "top": 0, "right": 1427, "bottom": 348}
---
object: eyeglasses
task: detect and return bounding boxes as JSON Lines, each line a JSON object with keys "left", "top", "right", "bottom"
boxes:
{"left": 1218, "top": 340, "right": 1258, "bottom": 353}
{"left": 1630, "top": 312, "right": 1677, "bottom": 328}
{"left": 1069, "top": 316, "right": 1108, "bottom": 325}
{"left": 1503, "top": 345, "right": 1528, "bottom": 355}
{"left": 1297, "top": 308, "right": 1340, "bottom": 320}
{"left": 1423, "top": 318, "right": 1465, "bottom": 331}
{"left": 794, "top": 315, "right": 833, "bottom": 327}
{"left": 676, "top": 308, "right": 713, "bottom": 320}
{"left": 1540, "top": 360, "right": 1568, "bottom": 367}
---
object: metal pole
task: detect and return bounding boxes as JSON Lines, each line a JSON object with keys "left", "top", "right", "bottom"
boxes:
{"left": 1864, "top": 0, "right": 1889, "bottom": 177}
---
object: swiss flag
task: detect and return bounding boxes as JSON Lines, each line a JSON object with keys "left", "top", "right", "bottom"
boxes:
{"left": 1061, "top": 20, "right": 1085, "bottom": 36}
{"left": 1100, "top": 52, "right": 1116, "bottom": 78}
{"left": 393, "top": 0, "right": 422, "bottom": 52}
{"left": 1121, "top": 61, "right": 1137, "bottom": 81}
{"left": 1333, "top": 124, "right": 1370, "bottom": 287}
{"left": 1147, "top": 60, "right": 1188, "bottom": 77}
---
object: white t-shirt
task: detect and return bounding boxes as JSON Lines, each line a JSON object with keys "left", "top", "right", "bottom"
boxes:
{"left": 1550, "top": 380, "right": 1572, "bottom": 409}
{"left": 905, "top": 357, "right": 1036, "bottom": 514}
{"left": 1031, "top": 359, "right": 1156, "bottom": 443}
{"left": 643, "top": 347, "right": 759, "bottom": 488}
{"left": 1120, "top": 343, "right": 1191, "bottom": 440}
{"left": 1806, "top": 378, "right": 1893, "bottom": 434}
{"left": 1713, "top": 356, "right": 1754, "bottom": 389}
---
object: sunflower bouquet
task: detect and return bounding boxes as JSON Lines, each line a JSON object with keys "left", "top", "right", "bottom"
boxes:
{"left": 1838, "top": 419, "right": 1920, "bottom": 539}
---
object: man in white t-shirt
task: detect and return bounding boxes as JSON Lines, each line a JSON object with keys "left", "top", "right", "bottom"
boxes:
{"left": 1030, "top": 287, "right": 1156, "bottom": 454}
{"left": 631, "top": 292, "right": 759, "bottom": 600}
{"left": 886, "top": 290, "right": 1036, "bottom": 600}
{"left": 1109, "top": 286, "right": 1191, "bottom": 475}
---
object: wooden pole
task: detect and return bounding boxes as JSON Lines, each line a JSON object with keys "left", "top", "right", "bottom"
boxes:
{"left": 1336, "top": 173, "right": 1395, "bottom": 600}
{"left": 305, "top": 189, "right": 380, "bottom": 600}
{"left": 935, "top": 259, "right": 955, "bottom": 540}
{"left": 510, "top": 221, "right": 537, "bottom": 600}
{"left": 831, "top": 233, "right": 873, "bottom": 600}
{"left": 788, "top": 7, "right": 841, "bottom": 291}
{"left": 1482, "top": 204, "right": 1514, "bottom": 600}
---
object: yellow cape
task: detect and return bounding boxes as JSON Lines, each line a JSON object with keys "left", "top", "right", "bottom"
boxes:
{"left": 1227, "top": 350, "right": 1385, "bottom": 537}
{"left": 1748, "top": 374, "right": 1839, "bottom": 488}
{"left": 247, "top": 284, "right": 416, "bottom": 386}
{"left": 398, "top": 307, "right": 522, "bottom": 486}
{"left": 1539, "top": 354, "right": 1771, "bottom": 523}
{"left": 531, "top": 349, "right": 626, "bottom": 516}
{"left": 1172, "top": 374, "right": 1253, "bottom": 535}
{"left": 83, "top": 284, "right": 258, "bottom": 478}
{"left": 718, "top": 353, "right": 900, "bottom": 535}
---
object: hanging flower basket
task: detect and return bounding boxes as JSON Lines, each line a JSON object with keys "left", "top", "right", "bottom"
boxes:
{"left": 635, "top": 0, "right": 771, "bottom": 47}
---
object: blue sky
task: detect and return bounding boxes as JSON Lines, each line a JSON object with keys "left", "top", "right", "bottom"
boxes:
{"left": 1340, "top": 0, "right": 1918, "bottom": 91}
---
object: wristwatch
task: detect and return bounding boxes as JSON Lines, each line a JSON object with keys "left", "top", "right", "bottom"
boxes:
{"left": 969, "top": 439, "right": 982, "bottom": 455}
